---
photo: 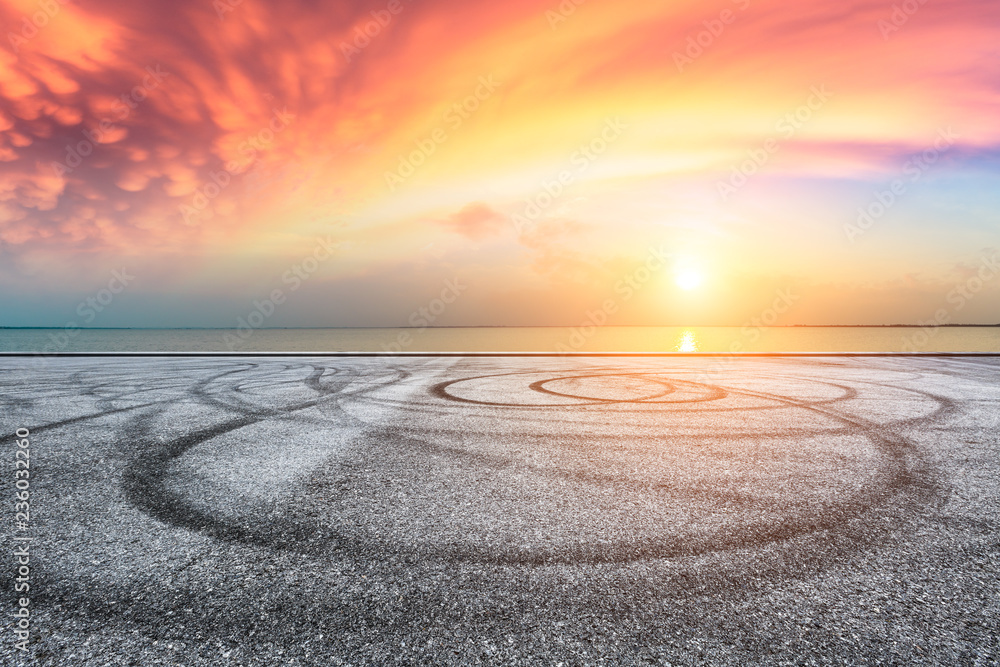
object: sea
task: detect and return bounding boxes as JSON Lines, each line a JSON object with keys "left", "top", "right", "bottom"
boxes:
{"left": 1, "top": 327, "right": 999, "bottom": 354}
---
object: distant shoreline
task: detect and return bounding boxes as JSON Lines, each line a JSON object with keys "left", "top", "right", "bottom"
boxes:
{"left": 1, "top": 325, "right": 999, "bottom": 331}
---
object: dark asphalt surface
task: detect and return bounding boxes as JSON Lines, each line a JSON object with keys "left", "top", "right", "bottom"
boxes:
{"left": 1, "top": 356, "right": 999, "bottom": 665}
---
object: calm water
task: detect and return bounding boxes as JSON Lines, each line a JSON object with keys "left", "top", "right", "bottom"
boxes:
{"left": 1, "top": 327, "right": 998, "bottom": 353}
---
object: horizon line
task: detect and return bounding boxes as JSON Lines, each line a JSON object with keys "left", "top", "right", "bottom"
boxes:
{"left": 1, "top": 324, "right": 1000, "bottom": 331}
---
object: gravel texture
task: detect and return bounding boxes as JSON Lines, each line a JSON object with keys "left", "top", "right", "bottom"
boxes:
{"left": 1, "top": 355, "right": 999, "bottom": 665}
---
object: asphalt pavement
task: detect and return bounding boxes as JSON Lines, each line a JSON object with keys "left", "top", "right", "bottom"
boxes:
{"left": 1, "top": 355, "right": 998, "bottom": 665}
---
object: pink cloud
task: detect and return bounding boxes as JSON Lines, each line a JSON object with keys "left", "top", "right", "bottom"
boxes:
{"left": 439, "top": 202, "right": 506, "bottom": 239}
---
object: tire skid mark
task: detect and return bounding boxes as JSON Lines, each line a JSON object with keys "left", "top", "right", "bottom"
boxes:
{"left": 120, "top": 361, "right": 378, "bottom": 552}
{"left": 26, "top": 400, "right": 168, "bottom": 436}
{"left": 344, "top": 379, "right": 941, "bottom": 565}
{"left": 114, "top": 359, "right": 949, "bottom": 569}
{"left": 428, "top": 369, "right": 862, "bottom": 412}
{"left": 122, "top": 407, "right": 330, "bottom": 549}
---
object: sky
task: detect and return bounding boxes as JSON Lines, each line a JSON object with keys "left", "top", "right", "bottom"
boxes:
{"left": 1, "top": 0, "right": 999, "bottom": 327}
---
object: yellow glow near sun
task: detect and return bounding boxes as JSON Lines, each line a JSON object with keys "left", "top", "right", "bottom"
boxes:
{"left": 674, "top": 268, "right": 703, "bottom": 291}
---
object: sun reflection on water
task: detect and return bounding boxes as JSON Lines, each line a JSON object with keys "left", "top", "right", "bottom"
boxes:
{"left": 675, "top": 329, "right": 699, "bottom": 352}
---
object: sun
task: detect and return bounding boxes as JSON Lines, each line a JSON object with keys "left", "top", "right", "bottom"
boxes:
{"left": 674, "top": 268, "right": 703, "bottom": 291}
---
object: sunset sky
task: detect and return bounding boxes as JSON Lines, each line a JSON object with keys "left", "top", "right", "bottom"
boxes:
{"left": 1, "top": 0, "right": 999, "bottom": 327}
